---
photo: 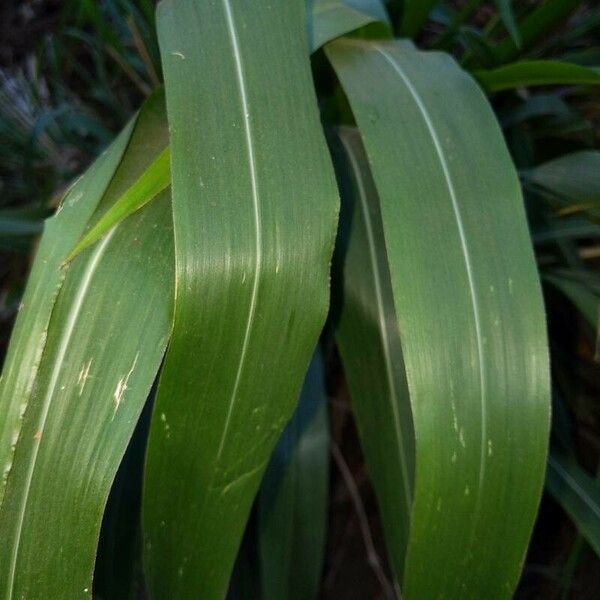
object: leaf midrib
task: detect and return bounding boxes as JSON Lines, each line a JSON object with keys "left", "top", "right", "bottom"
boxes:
{"left": 6, "top": 229, "right": 117, "bottom": 598}
{"left": 373, "top": 42, "right": 489, "bottom": 504}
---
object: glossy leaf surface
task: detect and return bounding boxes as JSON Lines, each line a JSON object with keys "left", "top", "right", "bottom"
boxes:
{"left": 333, "top": 127, "right": 414, "bottom": 575}
{"left": 142, "top": 1, "right": 339, "bottom": 597}
{"left": 66, "top": 146, "right": 171, "bottom": 262}
{"left": 0, "top": 122, "right": 134, "bottom": 508}
{"left": 327, "top": 38, "right": 550, "bottom": 598}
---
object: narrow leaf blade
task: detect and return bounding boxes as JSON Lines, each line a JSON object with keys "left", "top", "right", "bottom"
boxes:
{"left": 65, "top": 145, "right": 171, "bottom": 262}
{"left": 475, "top": 60, "right": 600, "bottom": 93}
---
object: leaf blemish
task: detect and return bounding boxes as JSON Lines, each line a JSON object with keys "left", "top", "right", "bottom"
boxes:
{"left": 112, "top": 353, "right": 139, "bottom": 416}
{"left": 77, "top": 358, "right": 93, "bottom": 396}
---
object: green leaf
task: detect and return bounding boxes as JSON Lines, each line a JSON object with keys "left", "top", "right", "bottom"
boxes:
{"left": 400, "top": 0, "right": 439, "bottom": 38}
{"left": 333, "top": 127, "right": 414, "bottom": 573}
{"left": 522, "top": 151, "right": 600, "bottom": 203}
{"left": 326, "top": 38, "right": 550, "bottom": 597}
{"left": 457, "top": 27, "right": 497, "bottom": 68}
{"left": 0, "top": 206, "right": 48, "bottom": 237}
{"left": 493, "top": 0, "right": 521, "bottom": 48}
{"left": 0, "top": 117, "right": 136, "bottom": 509}
{"left": 308, "top": 0, "right": 390, "bottom": 51}
{"left": 0, "top": 92, "right": 174, "bottom": 598}
{"left": 59, "top": 0, "right": 389, "bottom": 263}
{"left": 142, "top": 1, "right": 339, "bottom": 598}
{"left": 475, "top": 60, "right": 600, "bottom": 93}
{"left": 546, "top": 450, "right": 600, "bottom": 557}
{"left": 258, "top": 349, "right": 329, "bottom": 600}
{"left": 491, "top": 0, "right": 582, "bottom": 64}
{"left": 65, "top": 145, "right": 171, "bottom": 262}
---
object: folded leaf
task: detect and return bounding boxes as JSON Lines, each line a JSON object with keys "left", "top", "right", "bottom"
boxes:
{"left": 0, "top": 117, "right": 136, "bottom": 509}
{"left": 326, "top": 38, "right": 550, "bottom": 597}
{"left": 333, "top": 127, "right": 414, "bottom": 572}
{"left": 0, "top": 91, "right": 174, "bottom": 598}
{"left": 142, "top": 1, "right": 339, "bottom": 597}
{"left": 308, "top": 0, "right": 390, "bottom": 51}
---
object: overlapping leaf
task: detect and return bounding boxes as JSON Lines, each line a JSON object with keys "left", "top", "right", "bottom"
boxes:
{"left": 327, "top": 38, "right": 550, "bottom": 597}
{"left": 0, "top": 92, "right": 173, "bottom": 598}
{"left": 142, "top": 1, "right": 339, "bottom": 597}
{"left": 309, "top": 0, "right": 390, "bottom": 51}
{"left": 258, "top": 350, "right": 330, "bottom": 600}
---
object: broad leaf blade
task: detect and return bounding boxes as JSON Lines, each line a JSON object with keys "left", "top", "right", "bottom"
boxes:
{"left": 326, "top": 39, "right": 550, "bottom": 597}
{"left": 258, "top": 350, "right": 330, "bottom": 600}
{"left": 0, "top": 93, "right": 174, "bottom": 598}
{"left": 143, "top": 1, "right": 339, "bottom": 597}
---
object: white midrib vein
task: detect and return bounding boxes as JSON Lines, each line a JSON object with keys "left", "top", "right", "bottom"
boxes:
{"left": 339, "top": 133, "right": 412, "bottom": 514}
{"left": 373, "top": 45, "right": 488, "bottom": 495}
{"left": 216, "top": 0, "right": 262, "bottom": 460}
{"left": 6, "top": 229, "right": 116, "bottom": 598}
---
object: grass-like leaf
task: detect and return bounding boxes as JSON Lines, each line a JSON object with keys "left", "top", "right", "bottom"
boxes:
{"left": 546, "top": 449, "right": 600, "bottom": 557}
{"left": 475, "top": 60, "right": 600, "bottom": 92}
{"left": 142, "top": 1, "right": 339, "bottom": 597}
{"left": 309, "top": 0, "right": 390, "bottom": 50}
{"left": 0, "top": 92, "right": 174, "bottom": 597}
{"left": 0, "top": 119, "right": 135, "bottom": 510}
{"left": 65, "top": 145, "right": 170, "bottom": 262}
{"left": 326, "top": 38, "right": 550, "bottom": 597}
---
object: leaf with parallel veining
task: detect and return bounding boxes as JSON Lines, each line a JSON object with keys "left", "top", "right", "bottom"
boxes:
{"left": 142, "top": 1, "right": 339, "bottom": 597}
{"left": 327, "top": 38, "right": 550, "bottom": 597}
{"left": 0, "top": 119, "right": 135, "bottom": 508}
{"left": 0, "top": 92, "right": 174, "bottom": 598}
